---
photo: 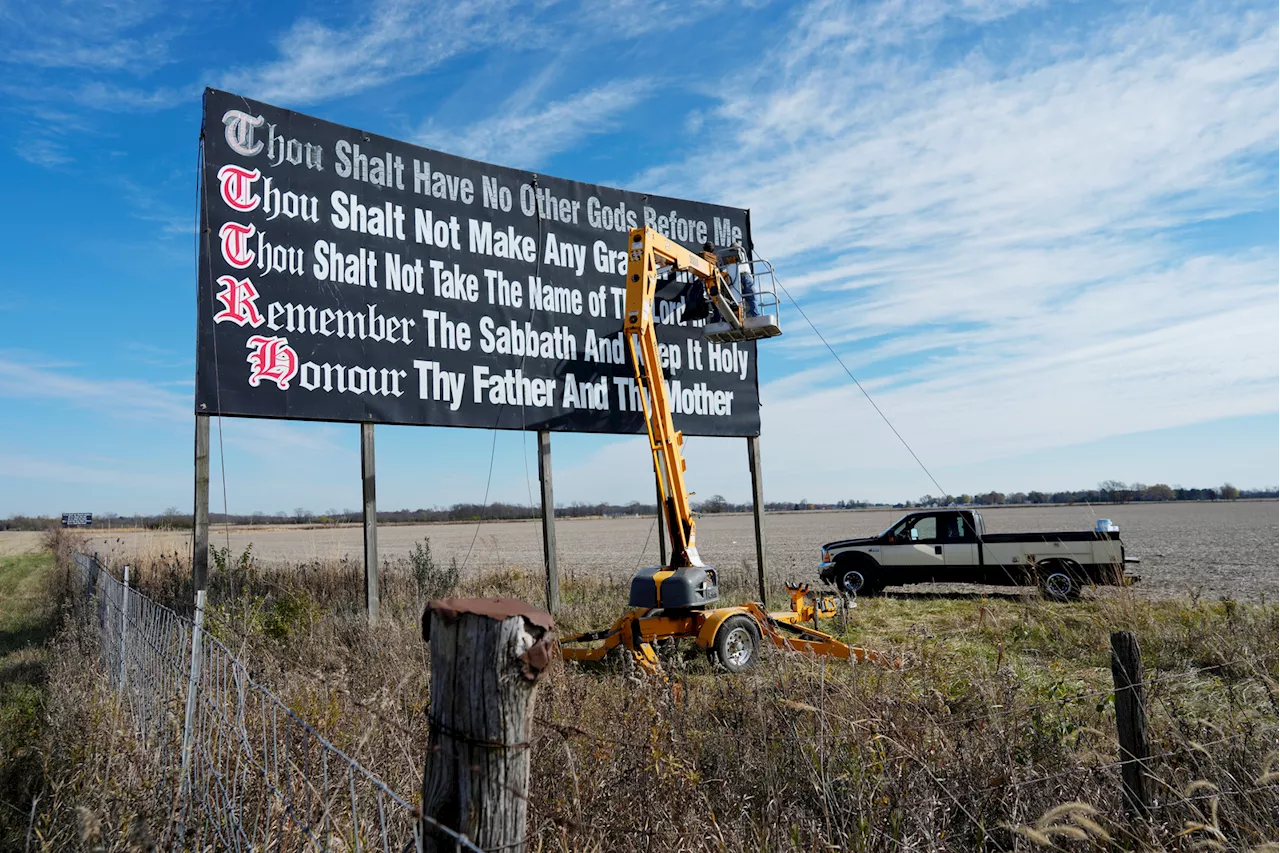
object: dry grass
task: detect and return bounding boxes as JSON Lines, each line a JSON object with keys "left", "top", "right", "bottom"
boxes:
{"left": 0, "top": 532, "right": 67, "bottom": 851}
{"left": 27, "top": 535, "right": 1280, "bottom": 851}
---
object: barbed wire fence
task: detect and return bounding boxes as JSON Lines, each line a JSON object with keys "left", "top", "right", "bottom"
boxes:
{"left": 72, "top": 551, "right": 482, "bottom": 853}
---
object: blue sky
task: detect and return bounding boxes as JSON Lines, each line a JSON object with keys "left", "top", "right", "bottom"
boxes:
{"left": 1, "top": 0, "right": 1276, "bottom": 517}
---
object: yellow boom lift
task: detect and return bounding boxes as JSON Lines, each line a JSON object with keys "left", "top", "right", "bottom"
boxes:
{"left": 560, "top": 228, "right": 893, "bottom": 674}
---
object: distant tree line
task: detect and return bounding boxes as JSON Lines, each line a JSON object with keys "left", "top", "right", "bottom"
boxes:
{"left": 3, "top": 482, "right": 1273, "bottom": 530}
{"left": 900, "top": 481, "right": 1268, "bottom": 509}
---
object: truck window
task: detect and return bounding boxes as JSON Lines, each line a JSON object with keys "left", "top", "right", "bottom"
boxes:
{"left": 908, "top": 516, "right": 938, "bottom": 542}
{"left": 941, "top": 514, "right": 968, "bottom": 541}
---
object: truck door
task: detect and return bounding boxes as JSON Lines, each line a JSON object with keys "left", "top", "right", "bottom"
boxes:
{"left": 879, "top": 514, "right": 946, "bottom": 578}
{"left": 941, "top": 512, "right": 979, "bottom": 567}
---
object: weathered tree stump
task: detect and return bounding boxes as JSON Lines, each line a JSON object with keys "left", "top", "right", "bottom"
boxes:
{"left": 421, "top": 598, "right": 555, "bottom": 853}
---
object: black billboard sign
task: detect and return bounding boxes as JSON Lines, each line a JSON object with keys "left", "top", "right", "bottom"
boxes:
{"left": 62, "top": 513, "right": 93, "bottom": 528}
{"left": 197, "top": 89, "right": 759, "bottom": 436}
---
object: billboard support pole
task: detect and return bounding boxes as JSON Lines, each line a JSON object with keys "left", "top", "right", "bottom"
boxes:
{"left": 193, "top": 413, "right": 210, "bottom": 592}
{"left": 537, "top": 430, "right": 559, "bottom": 615}
{"left": 361, "top": 422, "right": 379, "bottom": 623}
{"left": 747, "top": 435, "right": 768, "bottom": 604}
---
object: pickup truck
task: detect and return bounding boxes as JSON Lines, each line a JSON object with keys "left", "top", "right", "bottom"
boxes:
{"left": 817, "top": 509, "right": 1138, "bottom": 600}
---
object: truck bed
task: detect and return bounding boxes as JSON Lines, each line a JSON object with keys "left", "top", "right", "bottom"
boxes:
{"left": 981, "top": 530, "right": 1121, "bottom": 544}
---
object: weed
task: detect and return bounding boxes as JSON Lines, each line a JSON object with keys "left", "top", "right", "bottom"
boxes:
{"left": 406, "top": 538, "right": 459, "bottom": 601}
{"left": 262, "top": 590, "right": 319, "bottom": 640}
{"left": 211, "top": 542, "right": 256, "bottom": 598}
{"left": 0, "top": 544, "right": 59, "bottom": 849}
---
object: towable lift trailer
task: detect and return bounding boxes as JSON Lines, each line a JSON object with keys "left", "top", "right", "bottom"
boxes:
{"left": 559, "top": 228, "right": 894, "bottom": 674}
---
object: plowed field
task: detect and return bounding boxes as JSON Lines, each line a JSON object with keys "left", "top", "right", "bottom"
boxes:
{"left": 52, "top": 500, "right": 1278, "bottom": 600}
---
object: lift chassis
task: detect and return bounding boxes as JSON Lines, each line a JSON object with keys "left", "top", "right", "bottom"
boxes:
{"left": 559, "top": 228, "right": 891, "bottom": 675}
{"left": 561, "top": 583, "right": 896, "bottom": 673}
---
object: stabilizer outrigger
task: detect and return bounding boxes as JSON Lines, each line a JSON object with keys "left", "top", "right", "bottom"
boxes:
{"left": 560, "top": 582, "right": 898, "bottom": 674}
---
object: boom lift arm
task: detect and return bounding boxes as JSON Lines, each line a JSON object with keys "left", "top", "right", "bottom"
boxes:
{"left": 560, "top": 227, "right": 896, "bottom": 674}
{"left": 622, "top": 228, "right": 721, "bottom": 571}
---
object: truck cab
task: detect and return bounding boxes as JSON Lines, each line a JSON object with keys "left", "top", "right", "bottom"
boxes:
{"left": 876, "top": 509, "right": 985, "bottom": 569}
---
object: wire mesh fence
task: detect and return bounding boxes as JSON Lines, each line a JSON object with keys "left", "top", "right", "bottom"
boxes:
{"left": 71, "top": 552, "right": 482, "bottom": 853}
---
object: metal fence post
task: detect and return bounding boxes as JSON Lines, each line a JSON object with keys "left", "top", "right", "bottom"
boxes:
{"left": 119, "top": 565, "right": 131, "bottom": 691}
{"left": 180, "top": 589, "right": 207, "bottom": 802}
{"left": 95, "top": 553, "right": 107, "bottom": 633}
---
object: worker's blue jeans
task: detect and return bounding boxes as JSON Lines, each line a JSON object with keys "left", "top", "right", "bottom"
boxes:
{"left": 740, "top": 272, "right": 758, "bottom": 318}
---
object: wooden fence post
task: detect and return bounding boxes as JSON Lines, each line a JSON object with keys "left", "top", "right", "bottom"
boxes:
{"left": 1110, "top": 630, "right": 1151, "bottom": 823}
{"left": 421, "top": 598, "right": 555, "bottom": 852}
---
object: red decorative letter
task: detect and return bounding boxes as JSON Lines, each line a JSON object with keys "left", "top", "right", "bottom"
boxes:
{"left": 214, "top": 276, "right": 264, "bottom": 328}
{"left": 245, "top": 335, "right": 298, "bottom": 390}
{"left": 218, "top": 221, "right": 256, "bottom": 269}
{"left": 217, "top": 164, "right": 260, "bottom": 212}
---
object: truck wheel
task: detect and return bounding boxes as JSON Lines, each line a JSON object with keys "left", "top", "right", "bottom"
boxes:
{"left": 713, "top": 615, "right": 761, "bottom": 673}
{"left": 1039, "top": 564, "right": 1081, "bottom": 601}
{"left": 839, "top": 564, "right": 883, "bottom": 597}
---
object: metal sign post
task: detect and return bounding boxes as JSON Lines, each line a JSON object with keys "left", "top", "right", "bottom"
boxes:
{"left": 361, "top": 423, "right": 379, "bottom": 623}
{"left": 748, "top": 435, "right": 768, "bottom": 604}
{"left": 193, "top": 414, "right": 210, "bottom": 592}
{"left": 537, "top": 430, "right": 559, "bottom": 615}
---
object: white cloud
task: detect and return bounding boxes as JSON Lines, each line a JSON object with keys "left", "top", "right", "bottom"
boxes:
{"left": 0, "top": 354, "right": 189, "bottom": 423}
{"left": 218, "top": 0, "right": 526, "bottom": 105}
{"left": 69, "top": 81, "right": 193, "bottom": 112}
{"left": 416, "top": 78, "right": 648, "bottom": 169}
{"left": 617, "top": 0, "right": 1278, "bottom": 493}
{"left": 14, "top": 137, "right": 72, "bottom": 168}
{"left": 0, "top": 0, "right": 173, "bottom": 73}
{"left": 571, "top": 0, "right": 733, "bottom": 36}
{"left": 0, "top": 454, "right": 173, "bottom": 489}
{"left": 0, "top": 1, "right": 191, "bottom": 171}
{"left": 0, "top": 355, "right": 347, "bottom": 460}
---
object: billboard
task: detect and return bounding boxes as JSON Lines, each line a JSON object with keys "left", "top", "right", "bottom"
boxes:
{"left": 197, "top": 89, "right": 760, "bottom": 436}
{"left": 62, "top": 513, "right": 93, "bottom": 527}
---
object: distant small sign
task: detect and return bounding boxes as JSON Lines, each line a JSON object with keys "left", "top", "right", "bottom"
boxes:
{"left": 61, "top": 513, "right": 93, "bottom": 527}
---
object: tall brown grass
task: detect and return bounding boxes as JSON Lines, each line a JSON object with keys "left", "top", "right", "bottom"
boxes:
{"left": 29, "top": 536, "right": 1280, "bottom": 851}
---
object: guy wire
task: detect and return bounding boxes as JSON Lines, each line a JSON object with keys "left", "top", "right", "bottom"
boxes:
{"left": 766, "top": 255, "right": 949, "bottom": 499}
{"left": 461, "top": 177, "right": 546, "bottom": 572}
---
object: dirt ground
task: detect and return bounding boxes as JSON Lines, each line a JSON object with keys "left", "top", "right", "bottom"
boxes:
{"left": 38, "top": 499, "right": 1276, "bottom": 601}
